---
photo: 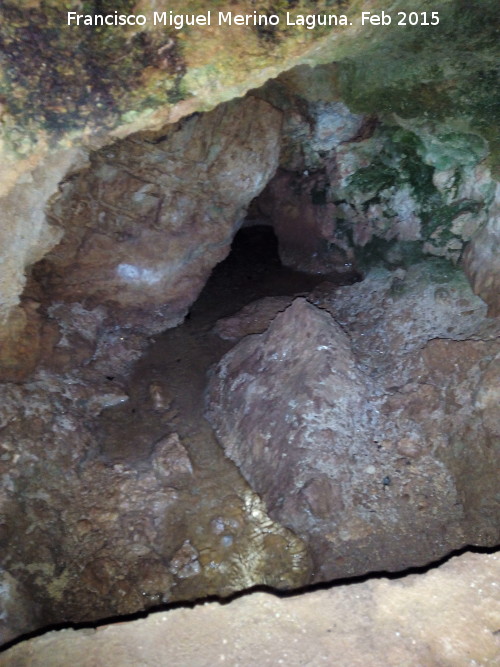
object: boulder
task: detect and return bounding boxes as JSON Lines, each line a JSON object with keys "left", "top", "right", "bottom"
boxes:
{"left": 206, "top": 263, "right": 500, "bottom": 580}
{"left": 33, "top": 96, "right": 282, "bottom": 334}
{"left": 214, "top": 296, "right": 293, "bottom": 341}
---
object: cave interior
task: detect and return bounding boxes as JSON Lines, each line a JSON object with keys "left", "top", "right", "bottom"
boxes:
{"left": 1, "top": 48, "right": 500, "bottom": 656}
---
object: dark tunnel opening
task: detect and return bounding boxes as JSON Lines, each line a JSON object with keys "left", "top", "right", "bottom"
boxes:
{"left": 95, "top": 222, "right": 356, "bottom": 466}
{"left": 188, "top": 223, "right": 353, "bottom": 325}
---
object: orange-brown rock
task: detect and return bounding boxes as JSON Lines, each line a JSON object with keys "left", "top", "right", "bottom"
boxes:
{"left": 0, "top": 302, "right": 43, "bottom": 382}
{"left": 213, "top": 295, "right": 293, "bottom": 341}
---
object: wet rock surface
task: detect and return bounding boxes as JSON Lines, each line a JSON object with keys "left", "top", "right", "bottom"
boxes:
{"left": 252, "top": 167, "right": 354, "bottom": 274}
{"left": 0, "top": 227, "right": 329, "bottom": 646}
{"left": 3, "top": 550, "right": 499, "bottom": 667}
{"left": 0, "top": 0, "right": 368, "bottom": 344}
{"left": 463, "top": 174, "right": 500, "bottom": 316}
{"left": 246, "top": 69, "right": 500, "bottom": 287}
{"left": 206, "top": 261, "right": 500, "bottom": 581}
{"left": 2, "top": 222, "right": 499, "bottom": 647}
{"left": 2, "top": 1, "right": 500, "bottom": 366}
{"left": 213, "top": 296, "right": 294, "bottom": 342}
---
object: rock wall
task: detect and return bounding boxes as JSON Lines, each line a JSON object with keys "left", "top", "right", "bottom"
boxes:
{"left": 463, "top": 179, "right": 500, "bottom": 316}
{"left": 206, "top": 262, "right": 500, "bottom": 580}
{"left": 1, "top": 95, "right": 283, "bottom": 380}
{"left": 1, "top": 0, "right": 500, "bottom": 651}
{"left": 250, "top": 68, "right": 500, "bottom": 310}
{"left": 0, "top": 0, "right": 363, "bottom": 342}
{"left": 33, "top": 96, "right": 282, "bottom": 333}
{"left": 0, "top": 0, "right": 499, "bottom": 368}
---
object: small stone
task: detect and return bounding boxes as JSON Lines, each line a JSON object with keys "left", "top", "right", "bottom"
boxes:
{"left": 169, "top": 541, "right": 201, "bottom": 579}
{"left": 148, "top": 380, "right": 171, "bottom": 411}
{"left": 152, "top": 433, "right": 193, "bottom": 481}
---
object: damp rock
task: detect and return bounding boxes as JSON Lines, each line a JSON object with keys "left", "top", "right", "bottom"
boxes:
{"left": 462, "top": 178, "right": 500, "bottom": 317}
{"left": 148, "top": 380, "right": 172, "bottom": 412}
{"left": 0, "top": 570, "right": 40, "bottom": 647}
{"left": 169, "top": 541, "right": 201, "bottom": 579}
{"left": 32, "top": 96, "right": 282, "bottom": 335}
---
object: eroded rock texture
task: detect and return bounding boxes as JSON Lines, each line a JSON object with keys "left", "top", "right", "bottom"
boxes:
{"left": 214, "top": 296, "right": 294, "bottom": 341}
{"left": 0, "top": 94, "right": 283, "bottom": 383}
{"left": 3, "top": 551, "right": 499, "bottom": 667}
{"left": 0, "top": 0, "right": 361, "bottom": 341}
{"left": 0, "top": 225, "right": 320, "bottom": 646}
{"left": 2, "top": 0, "right": 500, "bottom": 356}
{"left": 207, "top": 263, "right": 500, "bottom": 580}
{"left": 463, "top": 175, "right": 500, "bottom": 316}
{"left": 245, "top": 67, "right": 500, "bottom": 312}
{"left": 33, "top": 96, "right": 281, "bottom": 333}
{"left": 0, "top": 366, "right": 309, "bottom": 645}
{"left": 248, "top": 89, "right": 365, "bottom": 273}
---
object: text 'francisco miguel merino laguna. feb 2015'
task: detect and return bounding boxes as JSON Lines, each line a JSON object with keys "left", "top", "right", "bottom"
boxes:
{"left": 66, "top": 10, "right": 441, "bottom": 29}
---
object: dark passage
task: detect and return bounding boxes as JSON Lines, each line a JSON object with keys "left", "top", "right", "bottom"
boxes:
{"left": 189, "top": 224, "right": 330, "bottom": 324}
{"left": 95, "top": 224, "right": 337, "bottom": 465}
{"left": 89, "top": 223, "right": 355, "bottom": 602}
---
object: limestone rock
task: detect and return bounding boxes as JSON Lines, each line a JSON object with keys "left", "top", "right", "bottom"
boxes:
{"left": 247, "top": 98, "right": 500, "bottom": 281}
{"left": 2, "top": 0, "right": 500, "bottom": 355}
{"left": 206, "top": 264, "right": 500, "bottom": 581}
{"left": 0, "top": 367, "right": 309, "bottom": 644}
{"left": 311, "top": 101, "right": 365, "bottom": 154}
{"left": 0, "top": 570, "right": 40, "bottom": 650}
{"left": 34, "top": 96, "right": 282, "bottom": 334}
{"left": 2, "top": 551, "right": 499, "bottom": 666}
{"left": 1, "top": 0, "right": 500, "bottom": 652}
{"left": 0, "top": 0, "right": 360, "bottom": 334}
{"left": 0, "top": 148, "right": 84, "bottom": 324}
{"left": 326, "top": 125, "right": 496, "bottom": 268}
{"left": 0, "top": 300, "right": 43, "bottom": 382}
{"left": 169, "top": 541, "right": 201, "bottom": 579}
{"left": 152, "top": 433, "right": 193, "bottom": 482}
{"left": 254, "top": 168, "right": 351, "bottom": 273}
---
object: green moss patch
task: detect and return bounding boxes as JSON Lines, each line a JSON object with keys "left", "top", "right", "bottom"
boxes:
{"left": 337, "top": 0, "right": 500, "bottom": 171}
{"left": 347, "top": 124, "right": 482, "bottom": 244}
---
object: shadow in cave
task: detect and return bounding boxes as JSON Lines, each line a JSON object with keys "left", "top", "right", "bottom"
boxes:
{"left": 42, "top": 223, "right": 363, "bottom": 640}
{"left": 94, "top": 224, "right": 355, "bottom": 465}
{"left": 189, "top": 223, "right": 358, "bottom": 325}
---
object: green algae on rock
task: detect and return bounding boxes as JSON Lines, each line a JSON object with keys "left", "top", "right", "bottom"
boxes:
{"left": 336, "top": 0, "right": 500, "bottom": 173}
